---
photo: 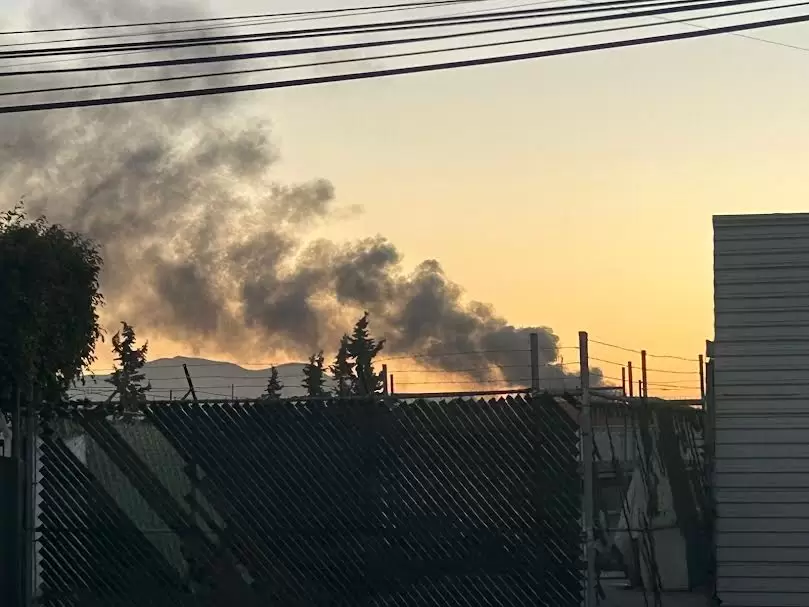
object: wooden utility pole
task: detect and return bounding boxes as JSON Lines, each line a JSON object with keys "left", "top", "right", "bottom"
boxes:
{"left": 621, "top": 367, "right": 627, "bottom": 397}
{"left": 381, "top": 365, "right": 389, "bottom": 395}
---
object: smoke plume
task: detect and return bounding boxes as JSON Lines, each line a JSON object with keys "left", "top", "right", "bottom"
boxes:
{"left": 1, "top": 0, "right": 599, "bottom": 389}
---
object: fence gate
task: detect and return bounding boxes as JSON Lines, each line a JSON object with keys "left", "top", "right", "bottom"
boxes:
{"left": 35, "top": 393, "right": 583, "bottom": 606}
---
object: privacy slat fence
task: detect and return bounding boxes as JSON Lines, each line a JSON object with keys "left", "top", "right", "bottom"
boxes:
{"left": 36, "top": 393, "right": 583, "bottom": 606}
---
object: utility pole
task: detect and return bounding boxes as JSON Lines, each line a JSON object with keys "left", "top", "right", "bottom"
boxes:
{"left": 578, "top": 331, "right": 596, "bottom": 607}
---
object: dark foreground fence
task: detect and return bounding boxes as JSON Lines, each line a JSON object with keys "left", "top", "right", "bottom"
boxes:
{"left": 34, "top": 393, "right": 582, "bottom": 606}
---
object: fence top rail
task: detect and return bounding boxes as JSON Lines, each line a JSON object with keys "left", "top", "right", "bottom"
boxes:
{"left": 38, "top": 390, "right": 563, "bottom": 417}
{"left": 62, "top": 391, "right": 534, "bottom": 406}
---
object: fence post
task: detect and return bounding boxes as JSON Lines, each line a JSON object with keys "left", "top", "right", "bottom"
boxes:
{"left": 627, "top": 361, "right": 634, "bottom": 398}
{"left": 641, "top": 350, "right": 648, "bottom": 399}
{"left": 22, "top": 387, "right": 37, "bottom": 607}
{"left": 0, "top": 451, "right": 18, "bottom": 607}
{"left": 621, "top": 367, "right": 627, "bottom": 397}
{"left": 578, "top": 331, "right": 596, "bottom": 607}
{"left": 699, "top": 354, "right": 706, "bottom": 405}
{"left": 530, "top": 333, "right": 540, "bottom": 392}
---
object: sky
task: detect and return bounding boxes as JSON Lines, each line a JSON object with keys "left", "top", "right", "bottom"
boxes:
{"left": 4, "top": 0, "right": 809, "bottom": 398}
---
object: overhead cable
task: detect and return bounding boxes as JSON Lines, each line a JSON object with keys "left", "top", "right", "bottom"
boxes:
{"left": 5, "top": 0, "right": 803, "bottom": 98}
{"left": 0, "top": 0, "right": 737, "bottom": 58}
{"left": 0, "top": 1, "right": 574, "bottom": 48}
{"left": 0, "top": 0, "right": 776, "bottom": 73}
{"left": 3, "top": 11, "right": 806, "bottom": 114}
{"left": 0, "top": 0, "right": 493, "bottom": 36}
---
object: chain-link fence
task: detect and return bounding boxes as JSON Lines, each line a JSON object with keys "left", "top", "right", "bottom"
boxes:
{"left": 35, "top": 393, "right": 583, "bottom": 606}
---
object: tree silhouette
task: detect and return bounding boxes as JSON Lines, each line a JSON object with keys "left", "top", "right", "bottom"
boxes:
{"left": 0, "top": 203, "right": 103, "bottom": 407}
{"left": 347, "top": 312, "right": 386, "bottom": 396}
{"left": 302, "top": 351, "right": 327, "bottom": 397}
{"left": 105, "top": 322, "right": 151, "bottom": 411}
{"left": 330, "top": 335, "right": 354, "bottom": 397}
{"left": 264, "top": 366, "right": 284, "bottom": 399}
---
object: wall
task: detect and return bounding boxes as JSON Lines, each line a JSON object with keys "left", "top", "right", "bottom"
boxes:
{"left": 713, "top": 213, "right": 809, "bottom": 606}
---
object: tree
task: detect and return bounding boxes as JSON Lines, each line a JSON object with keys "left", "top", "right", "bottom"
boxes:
{"left": 329, "top": 335, "right": 354, "bottom": 397}
{"left": 301, "top": 351, "right": 327, "bottom": 397}
{"left": 105, "top": 322, "right": 151, "bottom": 411}
{"left": 264, "top": 366, "right": 283, "bottom": 399}
{"left": 0, "top": 204, "right": 103, "bottom": 407}
{"left": 347, "top": 312, "right": 385, "bottom": 396}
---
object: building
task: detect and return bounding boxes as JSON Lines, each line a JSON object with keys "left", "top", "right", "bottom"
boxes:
{"left": 712, "top": 213, "right": 809, "bottom": 606}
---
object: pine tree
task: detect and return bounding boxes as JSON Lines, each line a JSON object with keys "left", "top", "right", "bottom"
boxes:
{"left": 302, "top": 351, "right": 327, "bottom": 397}
{"left": 105, "top": 322, "right": 151, "bottom": 412}
{"left": 330, "top": 335, "right": 354, "bottom": 397}
{"left": 347, "top": 312, "right": 385, "bottom": 396}
{"left": 264, "top": 366, "right": 284, "bottom": 399}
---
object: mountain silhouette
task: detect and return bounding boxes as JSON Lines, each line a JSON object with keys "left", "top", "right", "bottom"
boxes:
{"left": 72, "top": 356, "right": 311, "bottom": 401}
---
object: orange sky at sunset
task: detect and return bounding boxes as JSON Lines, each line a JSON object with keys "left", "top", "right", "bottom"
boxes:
{"left": 7, "top": 0, "right": 809, "bottom": 399}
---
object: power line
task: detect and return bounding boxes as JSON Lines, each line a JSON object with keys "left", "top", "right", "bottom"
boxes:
{"left": 378, "top": 348, "right": 534, "bottom": 362}
{"left": 4, "top": 0, "right": 794, "bottom": 98}
{"left": 589, "top": 338, "right": 699, "bottom": 362}
{"left": 0, "top": 0, "right": 736, "bottom": 59}
{"left": 589, "top": 356, "right": 699, "bottom": 374}
{"left": 0, "top": 0, "right": 572, "bottom": 49}
{"left": 3, "top": 10, "right": 807, "bottom": 114}
{"left": 0, "top": 2, "right": 566, "bottom": 68}
{"left": 0, "top": 0, "right": 492, "bottom": 36}
{"left": 395, "top": 378, "right": 533, "bottom": 385}
{"left": 599, "top": 374, "right": 700, "bottom": 391}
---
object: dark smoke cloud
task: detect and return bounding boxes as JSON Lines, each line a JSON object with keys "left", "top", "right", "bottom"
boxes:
{"left": 1, "top": 0, "right": 600, "bottom": 389}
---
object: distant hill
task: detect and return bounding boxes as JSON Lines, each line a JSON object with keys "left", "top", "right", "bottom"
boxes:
{"left": 71, "top": 357, "right": 314, "bottom": 402}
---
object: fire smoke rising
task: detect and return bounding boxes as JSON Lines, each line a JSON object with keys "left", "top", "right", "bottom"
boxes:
{"left": 0, "top": 0, "right": 600, "bottom": 388}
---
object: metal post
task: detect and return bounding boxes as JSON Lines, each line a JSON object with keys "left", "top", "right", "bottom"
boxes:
{"left": 381, "top": 365, "right": 389, "bottom": 396}
{"left": 698, "top": 354, "right": 706, "bottom": 405}
{"left": 182, "top": 364, "right": 198, "bottom": 403}
{"left": 11, "top": 387, "right": 22, "bottom": 607}
{"left": 22, "top": 388, "right": 36, "bottom": 607}
{"left": 641, "top": 350, "right": 648, "bottom": 399}
{"left": 627, "top": 362, "right": 634, "bottom": 398}
{"left": 578, "top": 331, "right": 596, "bottom": 607}
{"left": 389, "top": 374, "right": 395, "bottom": 395}
{"left": 529, "top": 332, "right": 540, "bottom": 392}
{"left": 621, "top": 367, "right": 627, "bottom": 397}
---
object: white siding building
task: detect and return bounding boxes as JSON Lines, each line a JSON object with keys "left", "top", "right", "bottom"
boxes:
{"left": 713, "top": 213, "right": 809, "bottom": 606}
